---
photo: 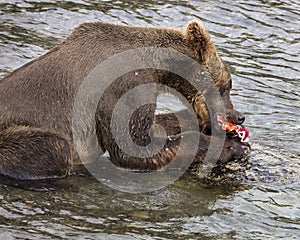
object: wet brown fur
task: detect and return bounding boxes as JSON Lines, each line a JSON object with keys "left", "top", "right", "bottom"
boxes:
{"left": 0, "top": 20, "right": 247, "bottom": 180}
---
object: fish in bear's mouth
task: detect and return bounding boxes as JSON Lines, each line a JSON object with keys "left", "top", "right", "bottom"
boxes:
{"left": 216, "top": 114, "right": 251, "bottom": 151}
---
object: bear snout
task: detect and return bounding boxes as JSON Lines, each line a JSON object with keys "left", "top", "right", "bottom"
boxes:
{"left": 224, "top": 110, "right": 245, "bottom": 125}
{"left": 235, "top": 111, "right": 245, "bottom": 124}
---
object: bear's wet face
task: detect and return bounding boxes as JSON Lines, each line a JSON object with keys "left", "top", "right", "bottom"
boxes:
{"left": 220, "top": 81, "right": 245, "bottom": 125}
{"left": 184, "top": 20, "right": 246, "bottom": 133}
{"left": 217, "top": 68, "right": 245, "bottom": 125}
{"left": 191, "top": 65, "right": 245, "bottom": 134}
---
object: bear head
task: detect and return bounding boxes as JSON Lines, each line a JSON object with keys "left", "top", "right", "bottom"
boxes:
{"left": 183, "top": 20, "right": 245, "bottom": 133}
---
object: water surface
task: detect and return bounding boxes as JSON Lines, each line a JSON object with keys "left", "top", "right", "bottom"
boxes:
{"left": 0, "top": 0, "right": 299, "bottom": 239}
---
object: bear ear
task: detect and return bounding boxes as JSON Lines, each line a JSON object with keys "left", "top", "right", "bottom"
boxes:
{"left": 184, "top": 20, "right": 217, "bottom": 64}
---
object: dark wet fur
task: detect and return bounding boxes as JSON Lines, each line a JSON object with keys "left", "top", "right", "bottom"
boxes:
{"left": 0, "top": 20, "right": 249, "bottom": 180}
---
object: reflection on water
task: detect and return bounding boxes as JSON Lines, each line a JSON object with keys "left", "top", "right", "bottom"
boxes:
{"left": 0, "top": 0, "right": 299, "bottom": 239}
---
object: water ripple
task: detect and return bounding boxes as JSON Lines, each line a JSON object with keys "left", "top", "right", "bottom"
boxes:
{"left": 0, "top": 0, "right": 300, "bottom": 239}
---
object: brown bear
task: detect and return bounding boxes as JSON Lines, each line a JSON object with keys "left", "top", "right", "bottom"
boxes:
{"left": 0, "top": 20, "right": 248, "bottom": 180}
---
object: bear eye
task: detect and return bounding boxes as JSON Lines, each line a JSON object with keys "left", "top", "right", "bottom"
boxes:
{"left": 224, "top": 79, "right": 232, "bottom": 92}
{"left": 222, "top": 82, "right": 230, "bottom": 93}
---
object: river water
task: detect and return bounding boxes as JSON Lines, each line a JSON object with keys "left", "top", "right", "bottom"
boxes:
{"left": 0, "top": 0, "right": 299, "bottom": 239}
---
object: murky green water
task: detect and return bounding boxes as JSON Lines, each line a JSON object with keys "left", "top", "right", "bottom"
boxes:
{"left": 0, "top": 0, "right": 299, "bottom": 239}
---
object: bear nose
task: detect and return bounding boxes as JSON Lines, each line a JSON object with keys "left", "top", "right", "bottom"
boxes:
{"left": 236, "top": 111, "right": 245, "bottom": 124}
